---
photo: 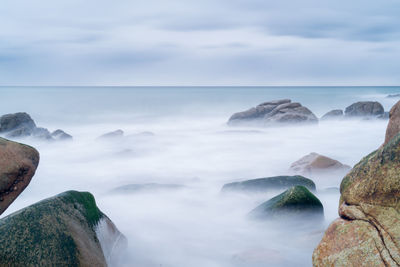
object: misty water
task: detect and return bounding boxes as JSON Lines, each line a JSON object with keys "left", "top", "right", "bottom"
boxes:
{"left": 1, "top": 86, "right": 399, "bottom": 266}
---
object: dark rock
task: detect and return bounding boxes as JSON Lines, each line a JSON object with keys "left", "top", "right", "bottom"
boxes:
{"left": 228, "top": 99, "right": 318, "bottom": 126}
{"left": 0, "top": 190, "right": 127, "bottom": 266}
{"left": 32, "top": 127, "right": 53, "bottom": 140}
{"left": 51, "top": 129, "right": 73, "bottom": 141}
{"left": 0, "top": 112, "right": 36, "bottom": 137}
{"left": 344, "top": 101, "right": 384, "bottom": 117}
{"left": 387, "top": 93, "right": 400, "bottom": 98}
{"left": 221, "top": 175, "right": 316, "bottom": 193}
{"left": 289, "top": 152, "right": 351, "bottom": 176}
{"left": 0, "top": 137, "right": 39, "bottom": 215}
{"left": 97, "top": 130, "right": 124, "bottom": 140}
{"left": 112, "top": 183, "right": 184, "bottom": 194}
{"left": 248, "top": 186, "right": 324, "bottom": 220}
{"left": 320, "top": 109, "right": 343, "bottom": 120}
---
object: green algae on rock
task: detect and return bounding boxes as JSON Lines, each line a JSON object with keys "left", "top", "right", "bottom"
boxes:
{"left": 222, "top": 175, "right": 316, "bottom": 193}
{"left": 0, "top": 137, "right": 39, "bottom": 215}
{"left": 249, "top": 186, "right": 324, "bottom": 220}
{"left": 0, "top": 190, "right": 126, "bottom": 267}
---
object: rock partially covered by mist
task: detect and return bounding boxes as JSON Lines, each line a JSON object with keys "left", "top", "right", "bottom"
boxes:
{"left": 249, "top": 186, "right": 323, "bottom": 220}
{"left": 0, "top": 137, "right": 39, "bottom": 215}
{"left": 289, "top": 152, "right": 351, "bottom": 177}
{"left": 384, "top": 100, "right": 400, "bottom": 146}
{"left": 111, "top": 183, "right": 185, "bottom": 194}
{"left": 313, "top": 111, "right": 400, "bottom": 266}
{"left": 222, "top": 175, "right": 316, "bottom": 193}
{"left": 0, "top": 112, "right": 72, "bottom": 142}
{"left": 387, "top": 93, "right": 400, "bottom": 98}
{"left": 228, "top": 99, "right": 318, "bottom": 126}
{"left": 51, "top": 129, "right": 73, "bottom": 141}
{"left": 344, "top": 101, "right": 384, "bottom": 117}
{"left": 0, "top": 190, "right": 127, "bottom": 267}
{"left": 320, "top": 109, "right": 343, "bottom": 120}
{"left": 97, "top": 129, "right": 125, "bottom": 140}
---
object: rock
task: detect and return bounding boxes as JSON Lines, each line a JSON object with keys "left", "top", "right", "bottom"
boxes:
{"left": 51, "top": 129, "right": 73, "bottom": 141}
{"left": 97, "top": 129, "right": 124, "bottom": 140}
{"left": 313, "top": 111, "right": 400, "bottom": 266}
{"left": 320, "top": 109, "right": 343, "bottom": 120}
{"left": 0, "top": 112, "right": 36, "bottom": 137}
{"left": 111, "top": 183, "right": 184, "bottom": 194}
{"left": 289, "top": 152, "right": 351, "bottom": 176}
{"left": 221, "top": 175, "right": 316, "bottom": 193}
{"left": 0, "top": 190, "right": 127, "bottom": 266}
{"left": 32, "top": 127, "right": 53, "bottom": 140}
{"left": 387, "top": 93, "right": 400, "bottom": 98}
{"left": 344, "top": 101, "right": 384, "bottom": 117}
{"left": 384, "top": 101, "right": 400, "bottom": 146}
{"left": 0, "top": 137, "right": 39, "bottom": 215}
{"left": 228, "top": 99, "right": 318, "bottom": 126}
{"left": 248, "top": 186, "right": 324, "bottom": 220}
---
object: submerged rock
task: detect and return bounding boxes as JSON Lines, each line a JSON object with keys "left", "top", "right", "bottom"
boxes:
{"left": 344, "top": 101, "right": 384, "bottom": 117}
{"left": 249, "top": 186, "right": 324, "bottom": 220}
{"left": 0, "top": 190, "right": 126, "bottom": 266}
{"left": 51, "top": 129, "right": 73, "bottom": 141}
{"left": 228, "top": 99, "right": 318, "bottom": 126}
{"left": 222, "top": 175, "right": 316, "bottom": 193}
{"left": 313, "top": 102, "right": 400, "bottom": 266}
{"left": 0, "top": 137, "right": 39, "bottom": 215}
{"left": 289, "top": 152, "right": 351, "bottom": 176}
{"left": 112, "top": 183, "right": 184, "bottom": 193}
{"left": 320, "top": 109, "right": 343, "bottom": 120}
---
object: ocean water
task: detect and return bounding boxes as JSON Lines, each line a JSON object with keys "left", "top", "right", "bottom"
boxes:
{"left": 1, "top": 86, "right": 399, "bottom": 266}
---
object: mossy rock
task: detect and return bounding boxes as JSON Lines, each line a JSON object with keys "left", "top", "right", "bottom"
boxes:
{"left": 222, "top": 175, "right": 316, "bottom": 193}
{"left": 0, "top": 191, "right": 107, "bottom": 267}
{"left": 249, "top": 186, "right": 324, "bottom": 220}
{"left": 340, "top": 132, "right": 400, "bottom": 210}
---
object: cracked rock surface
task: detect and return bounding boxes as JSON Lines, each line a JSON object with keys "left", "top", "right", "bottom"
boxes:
{"left": 313, "top": 101, "right": 400, "bottom": 267}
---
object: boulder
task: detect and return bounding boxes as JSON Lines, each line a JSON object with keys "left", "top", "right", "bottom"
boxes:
{"left": 32, "top": 127, "right": 53, "bottom": 140}
{"left": 221, "top": 175, "right": 316, "bottom": 193}
{"left": 313, "top": 109, "right": 400, "bottom": 266}
{"left": 320, "top": 109, "right": 343, "bottom": 120}
{"left": 384, "top": 100, "right": 400, "bottom": 146}
{"left": 0, "top": 137, "right": 39, "bottom": 215}
{"left": 0, "top": 112, "right": 36, "bottom": 137}
{"left": 228, "top": 99, "right": 318, "bottom": 126}
{"left": 0, "top": 190, "right": 127, "bottom": 266}
{"left": 344, "top": 101, "right": 384, "bottom": 117}
{"left": 289, "top": 152, "right": 351, "bottom": 176}
{"left": 51, "top": 129, "right": 73, "bottom": 141}
{"left": 111, "top": 183, "right": 184, "bottom": 193}
{"left": 248, "top": 186, "right": 324, "bottom": 220}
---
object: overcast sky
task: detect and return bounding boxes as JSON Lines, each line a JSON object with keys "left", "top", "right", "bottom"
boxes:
{"left": 1, "top": 0, "right": 400, "bottom": 85}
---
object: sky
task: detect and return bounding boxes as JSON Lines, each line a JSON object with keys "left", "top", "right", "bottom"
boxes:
{"left": 1, "top": 0, "right": 400, "bottom": 86}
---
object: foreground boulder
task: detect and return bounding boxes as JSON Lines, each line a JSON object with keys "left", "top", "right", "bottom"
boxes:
{"left": 228, "top": 99, "right": 318, "bottom": 126}
{"left": 0, "top": 112, "right": 72, "bottom": 141}
{"left": 320, "top": 109, "right": 343, "bottom": 120}
{"left": 313, "top": 111, "right": 400, "bottom": 266}
{"left": 344, "top": 101, "right": 384, "bottom": 117}
{"left": 384, "top": 100, "right": 400, "bottom": 146}
{"left": 289, "top": 152, "right": 351, "bottom": 176}
{"left": 249, "top": 186, "right": 323, "bottom": 220}
{"left": 221, "top": 175, "right": 316, "bottom": 193}
{"left": 0, "top": 137, "right": 39, "bottom": 215}
{"left": 0, "top": 190, "right": 126, "bottom": 266}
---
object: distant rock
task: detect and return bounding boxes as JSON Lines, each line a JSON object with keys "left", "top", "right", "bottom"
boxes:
{"left": 0, "top": 138, "right": 39, "bottom": 215}
{"left": 387, "top": 93, "right": 400, "bottom": 98}
{"left": 320, "top": 109, "right": 343, "bottom": 120}
{"left": 97, "top": 129, "right": 124, "bottom": 140}
{"left": 0, "top": 191, "right": 127, "bottom": 266}
{"left": 248, "top": 186, "right": 324, "bottom": 220}
{"left": 0, "top": 112, "right": 72, "bottom": 142}
{"left": 221, "top": 175, "right": 316, "bottom": 193}
{"left": 384, "top": 100, "right": 400, "bottom": 146}
{"left": 51, "top": 129, "right": 73, "bottom": 141}
{"left": 112, "top": 183, "right": 184, "bottom": 194}
{"left": 228, "top": 99, "right": 318, "bottom": 126}
{"left": 289, "top": 152, "right": 351, "bottom": 176}
{"left": 344, "top": 101, "right": 384, "bottom": 117}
